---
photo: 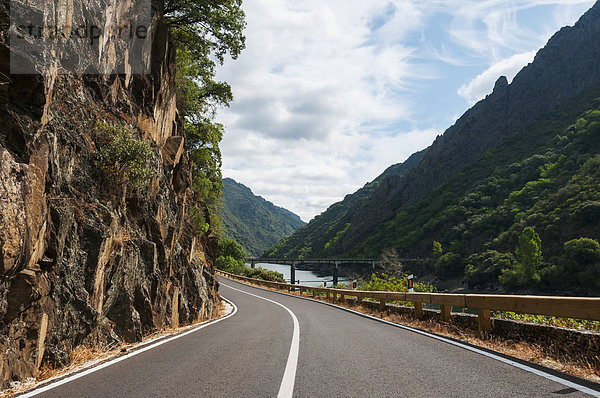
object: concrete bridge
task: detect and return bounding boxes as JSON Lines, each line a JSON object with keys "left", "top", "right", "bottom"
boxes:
{"left": 247, "top": 258, "right": 382, "bottom": 286}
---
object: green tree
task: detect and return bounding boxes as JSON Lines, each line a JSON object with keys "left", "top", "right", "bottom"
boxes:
{"left": 500, "top": 227, "right": 543, "bottom": 288}
{"left": 381, "top": 248, "right": 403, "bottom": 276}
{"left": 465, "top": 250, "right": 516, "bottom": 288}
{"left": 432, "top": 241, "right": 443, "bottom": 259}
{"left": 216, "top": 238, "right": 247, "bottom": 272}
{"left": 164, "top": 1, "right": 246, "bottom": 233}
{"left": 515, "top": 227, "right": 543, "bottom": 279}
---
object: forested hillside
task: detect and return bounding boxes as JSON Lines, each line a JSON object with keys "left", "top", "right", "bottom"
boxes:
{"left": 221, "top": 178, "right": 305, "bottom": 256}
{"left": 266, "top": 2, "right": 600, "bottom": 294}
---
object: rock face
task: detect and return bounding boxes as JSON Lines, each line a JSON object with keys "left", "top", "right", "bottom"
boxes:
{"left": 0, "top": 0, "right": 218, "bottom": 387}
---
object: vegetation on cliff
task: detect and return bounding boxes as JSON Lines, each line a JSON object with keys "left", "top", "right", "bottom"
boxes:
{"left": 0, "top": 0, "right": 247, "bottom": 387}
{"left": 94, "top": 122, "right": 156, "bottom": 199}
{"left": 221, "top": 178, "right": 305, "bottom": 256}
{"left": 164, "top": 0, "right": 246, "bottom": 233}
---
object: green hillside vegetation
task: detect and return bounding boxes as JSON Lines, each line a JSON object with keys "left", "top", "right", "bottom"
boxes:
{"left": 221, "top": 178, "right": 305, "bottom": 256}
{"left": 266, "top": 149, "right": 426, "bottom": 259}
{"left": 267, "top": 93, "right": 600, "bottom": 294}
{"left": 215, "top": 238, "right": 285, "bottom": 282}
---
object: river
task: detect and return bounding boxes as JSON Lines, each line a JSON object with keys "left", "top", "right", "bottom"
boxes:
{"left": 249, "top": 263, "right": 348, "bottom": 287}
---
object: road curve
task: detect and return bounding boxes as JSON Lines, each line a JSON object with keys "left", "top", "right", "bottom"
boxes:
{"left": 24, "top": 277, "right": 600, "bottom": 397}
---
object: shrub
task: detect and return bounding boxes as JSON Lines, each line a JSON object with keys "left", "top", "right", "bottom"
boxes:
{"left": 360, "top": 273, "right": 436, "bottom": 294}
{"left": 465, "top": 250, "right": 516, "bottom": 288}
{"left": 95, "top": 122, "right": 155, "bottom": 196}
{"left": 433, "top": 252, "right": 464, "bottom": 278}
{"left": 215, "top": 238, "right": 246, "bottom": 272}
{"left": 190, "top": 205, "right": 210, "bottom": 235}
{"left": 564, "top": 238, "right": 600, "bottom": 265}
{"left": 242, "top": 268, "right": 285, "bottom": 283}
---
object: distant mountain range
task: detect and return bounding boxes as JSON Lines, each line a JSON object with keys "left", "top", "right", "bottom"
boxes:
{"left": 221, "top": 178, "right": 305, "bottom": 256}
{"left": 266, "top": 1, "right": 600, "bottom": 294}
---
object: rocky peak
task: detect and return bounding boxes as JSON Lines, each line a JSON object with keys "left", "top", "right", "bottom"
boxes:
{"left": 317, "top": 0, "right": 600, "bottom": 255}
{"left": 492, "top": 76, "right": 509, "bottom": 93}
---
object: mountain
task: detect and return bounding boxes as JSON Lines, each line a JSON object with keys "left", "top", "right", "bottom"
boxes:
{"left": 266, "top": 1, "right": 600, "bottom": 294}
{"left": 221, "top": 178, "right": 305, "bottom": 256}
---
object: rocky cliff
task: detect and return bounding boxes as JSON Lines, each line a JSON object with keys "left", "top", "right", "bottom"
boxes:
{"left": 0, "top": 0, "right": 218, "bottom": 387}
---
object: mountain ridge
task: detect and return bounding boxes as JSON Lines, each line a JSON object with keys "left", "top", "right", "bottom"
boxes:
{"left": 222, "top": 178, "right": 305, "bottom": 256}
{"left": 265, "top": 0, "right": 600, "bottom": 287}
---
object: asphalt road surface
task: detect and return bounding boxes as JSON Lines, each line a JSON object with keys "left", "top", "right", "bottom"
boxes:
{"left": 24, "top": 277, "right": 600, "bottom": 397}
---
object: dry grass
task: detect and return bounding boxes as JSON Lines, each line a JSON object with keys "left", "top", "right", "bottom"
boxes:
{"left": 228, "top": 277, "right": 600, "bottom": 384}
{"left": 1, "top": 300, "right": 231, "bottom": 397}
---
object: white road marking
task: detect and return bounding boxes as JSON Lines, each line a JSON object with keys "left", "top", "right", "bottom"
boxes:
{"left": 240, "top": 282, "right": 600, "bottom": 398}
{"left": 334, "top": 305, "right": 600, "bottom": 397}
{"left": 221, "top": 283, "right": 300, "bottom": 398}
{"left": 19, "top": 298, "right": 238, "bottom": 398}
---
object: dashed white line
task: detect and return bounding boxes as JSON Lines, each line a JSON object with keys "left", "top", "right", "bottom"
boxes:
{"left": 221, "top": 283, "right": 300, "bottom": 398}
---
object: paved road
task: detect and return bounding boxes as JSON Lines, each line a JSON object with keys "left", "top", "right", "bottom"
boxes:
{"left": 26, "top": 278, "right": 600, "bottom": 397}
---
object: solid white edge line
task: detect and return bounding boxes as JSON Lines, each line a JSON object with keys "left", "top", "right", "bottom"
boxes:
{"left": 221, "top": 283, "right": 299, "bottom": 398}
{"left": 222, "top": 277, "right": 600, "bottom": 398}
{"left": 19, "top": 298, "right": 239, "bottom": 398}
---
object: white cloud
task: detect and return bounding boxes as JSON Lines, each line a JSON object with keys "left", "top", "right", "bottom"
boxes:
{"left": 425, "top": 1, "right": 594, "bottom": 62}
{"left": 457, "top": 50, "right": 536, "bottom": 104}
{"left": 216, "top": 0, "right": 596, "bottom": 222}
{"left": 217, "top": 0, "right": 434, "bottom": 220}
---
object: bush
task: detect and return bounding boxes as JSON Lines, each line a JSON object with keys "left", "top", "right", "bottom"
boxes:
{"left": 465, "top": 250, "right": 516, "bottom": 288}
{"left": 95, "top": 122, "right": 155, "bottom": 196}
{"left": 242, "top": 268, "right": 285, "bottom": 283}
{"left": 360, "top": 273, "right": 437, "bottom": 294}
{"left": 433, "top": 252, "right": 464, "bottom": 278}
{"left": 216, "top": 238, "right": 246, "bottom": 272}
{"left": 564, "top": 238, "right": 600, "bottom": 265}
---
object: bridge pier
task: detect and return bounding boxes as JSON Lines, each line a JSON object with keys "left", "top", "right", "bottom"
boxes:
{"left": 290, "top": 261, "right": 296, "bottom": 285}
{"left": 333, "top": 261, "right": 340, "bottom": 287}
{"left": 250, "top": 260, "right": 256, "bottom": 269}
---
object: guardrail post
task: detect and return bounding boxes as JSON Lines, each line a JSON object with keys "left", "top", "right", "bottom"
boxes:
{"left": 414, "top": 302, "right": 423, "bottom": 319}
{"left": 478, "top": 309, "right": 491, "bottom": 334}
{"left": 356, "top": 294, "right": 362, "bottom": 306}
{"left": 340, "top": 293, "right": 345, "bottom": 303}
{"left": 441, "top": 305, "right": 451, "bottom": 322}
{"left": 379, "top": 298, "right": 386, "bottom": 311}
{"left": 299, "top": 287, "right": 303, "bottom": 296}
{"left": 312, "top": 289, "right": 317, "bottom": 298}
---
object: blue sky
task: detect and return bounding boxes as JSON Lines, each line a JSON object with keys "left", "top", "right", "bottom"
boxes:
{"left": 215, "top": 0, "right": 596, "bottom": 221}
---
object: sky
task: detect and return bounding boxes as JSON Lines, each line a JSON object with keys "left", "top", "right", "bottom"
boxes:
{"left": 215, "top": 0, "right": 596, "bottom": 222}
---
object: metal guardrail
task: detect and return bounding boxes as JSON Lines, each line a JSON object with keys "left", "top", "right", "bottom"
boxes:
{"left": 217, "top": 270, "right": 600, "bottom": 333}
